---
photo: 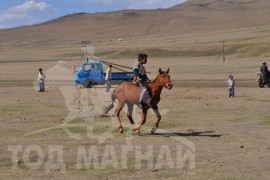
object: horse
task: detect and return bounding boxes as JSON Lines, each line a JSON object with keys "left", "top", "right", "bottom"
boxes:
{"left": 103, "top": 68, "right": 173, "bottom": 134}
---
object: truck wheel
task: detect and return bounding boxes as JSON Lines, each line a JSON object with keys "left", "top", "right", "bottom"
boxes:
{"left": 83, "top": 80, "right": 94, "bottom": 88}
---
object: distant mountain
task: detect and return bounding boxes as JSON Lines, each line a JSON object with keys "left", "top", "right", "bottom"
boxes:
{"left": 0, "top": 0, "right": 269, "bottom": 43}
{"left": 1, "top": 0, "right": 270, "bottom": 61}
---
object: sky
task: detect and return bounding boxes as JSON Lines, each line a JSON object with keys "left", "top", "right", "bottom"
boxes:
{"left": 0, "top": 0, "right": 187, "bottom": 29}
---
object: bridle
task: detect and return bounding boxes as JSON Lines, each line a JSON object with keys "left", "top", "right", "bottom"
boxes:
{"left": 156, "top": 74, "right": 172, "bottom": 87}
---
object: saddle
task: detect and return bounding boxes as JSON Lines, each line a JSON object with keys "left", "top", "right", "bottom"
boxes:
{"left": 130, "top": 82, "right": 138, "bottom": 87}
{"left": 129, "top": 82, "right": 152, "bottom": 97}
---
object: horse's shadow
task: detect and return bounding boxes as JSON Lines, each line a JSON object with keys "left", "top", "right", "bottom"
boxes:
{"left": 148, "top": 130, "right": 223, "bottom": 137}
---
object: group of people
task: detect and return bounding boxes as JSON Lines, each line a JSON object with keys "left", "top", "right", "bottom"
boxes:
{"left": 37, "top": 54, "right": 148, "bottom": 109}
{"left": 133, "top": 53, "right": 236, "bottom": 101}
{"left": 37, "top": 65, "right": 113, "bottom": 93}
{"left": 43, "top": 53, "right": 270, "bottom": 103}
{"left": 226, "top": 61, "right": 270, "bottom": 98}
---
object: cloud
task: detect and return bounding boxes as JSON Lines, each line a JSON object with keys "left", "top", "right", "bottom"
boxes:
{"left": 0, "top": 0, "right": 187, "bottom": 29}
{"left": 8, "top": 0, "right": 52, "bottom": 13}
{"left": 0, "top": 0, "right": 56, "bottom": 28}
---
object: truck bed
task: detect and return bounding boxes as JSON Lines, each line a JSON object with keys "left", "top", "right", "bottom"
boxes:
{"left": 104, "top": 72, "right": 134, "bottom": 80}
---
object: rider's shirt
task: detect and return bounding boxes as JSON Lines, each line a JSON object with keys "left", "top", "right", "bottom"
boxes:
{"left": 133, "top": 63, "right": 146, "bottom": 75}
{"left": 133, "top": 63, "right": 148, "bottom": 81}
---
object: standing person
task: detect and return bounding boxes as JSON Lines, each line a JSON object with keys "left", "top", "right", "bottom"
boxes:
{"left": 105, "top": 65, "right": 112, "bottom": 92}
{"left": 227, "top": 74, "right": 235, "bottom": 98}
{"left": 38, "top": 68, "right": 45, "bottom": 92}
{"left": 260, "top": 61, "right": 270, "bottom": 82}
{"left": 133, "top": 53, "right": 151, "bottom": 109}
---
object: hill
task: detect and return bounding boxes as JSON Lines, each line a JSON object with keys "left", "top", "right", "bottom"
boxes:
{"left": 0, "top": 0, "right": 270, "bottom": 61}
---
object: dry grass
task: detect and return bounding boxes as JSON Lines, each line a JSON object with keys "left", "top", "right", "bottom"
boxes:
{"left": 1, "top": 0, "right": 270, "bottom": 179}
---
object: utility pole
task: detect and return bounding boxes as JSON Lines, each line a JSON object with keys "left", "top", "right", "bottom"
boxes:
{"left": 81, "top": 41, "right": 91, "bottom": 62}
{"left": 215, "top": 41, "right": 225, "bottom": 63}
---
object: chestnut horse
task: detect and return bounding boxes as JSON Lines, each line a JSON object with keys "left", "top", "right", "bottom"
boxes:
{"left": 103, "top": 68, "right": 173, "bottom": 134}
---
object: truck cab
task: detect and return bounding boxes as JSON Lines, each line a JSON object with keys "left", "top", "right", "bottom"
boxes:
{"left": 74, "top": 62, "right": 104, "bottom": 88}
{"left": 73, "top": 61, "right": 134, "bottom": 88}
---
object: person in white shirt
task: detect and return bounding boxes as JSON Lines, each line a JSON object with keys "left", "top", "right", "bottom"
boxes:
{"left": 227, "top": 74, "right": 235, "bottom": 97}
{"left": 38, "top": 68, "right": 46, "bottom": 92}
{"left": 105, "top": 65, "right": 112, "bottom": 92}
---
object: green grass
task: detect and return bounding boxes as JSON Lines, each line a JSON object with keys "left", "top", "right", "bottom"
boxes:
{"left": 96, "top": 48, "right": 224, "bottom": 59}
{"left": 227, "top": 117, "right": 247, "bottom": 122}
{"left": 54, "top": 52, "right": 82, "bottom": 58}
{"left": 0, "top": 129, "right": 28, "bottom": 138}
{"left": 262, "top": 116, "right": 270, "bottom": 125}
{"left": 95, "top": 51, "right": 117, "bottom": 57}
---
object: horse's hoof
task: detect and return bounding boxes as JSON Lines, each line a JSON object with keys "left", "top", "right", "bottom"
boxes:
{"left": 136, "top": 130, "right": 141, "bottom": 135}
{"left": 119, "top": 128, "right": 124, "bottom": 134}
{"left": 151, "top": 127, "right": 157, "bottom": 134}
{"left": 133, "top": 126, "right": 139, "bottom": 132}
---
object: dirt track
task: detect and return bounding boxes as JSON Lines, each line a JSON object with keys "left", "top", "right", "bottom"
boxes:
{"left": 0, "top": 79, "right": 259, "bottom": 89}
{"left": 1, "top": 57, "right": 270, "bottom": 179}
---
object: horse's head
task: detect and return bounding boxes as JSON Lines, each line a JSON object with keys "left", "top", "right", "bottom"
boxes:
{"left": 158, "top": 68, "right": 173, "bottom": 90}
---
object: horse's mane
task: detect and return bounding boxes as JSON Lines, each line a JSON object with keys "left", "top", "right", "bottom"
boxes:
{"left": 152, "top": 71, "right": 163, "bottom": 83}
{"left": 152, "top": 75, "right": 158, "bottom": 83}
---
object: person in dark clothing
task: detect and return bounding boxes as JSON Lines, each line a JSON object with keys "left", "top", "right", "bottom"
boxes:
{"left": 133, "top": 53, "right": 151, "bottom": 109}
{"left": 260, "top": 61, "right": 270, "bottom": 82}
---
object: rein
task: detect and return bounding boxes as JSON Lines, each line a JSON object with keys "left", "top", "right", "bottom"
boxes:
{"left": 151, "top": 75, "right": 170, "bottom": 87}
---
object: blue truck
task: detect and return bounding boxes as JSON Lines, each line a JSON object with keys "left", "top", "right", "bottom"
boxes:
{"left": 73, "top": 61, "right": 134, "bottom": 88}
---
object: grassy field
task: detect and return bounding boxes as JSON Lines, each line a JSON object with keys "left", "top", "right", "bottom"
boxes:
{"left": 1, "top": 55, "right": 270, "bottom": 179}
{"left": 1, "top": 0, "right": 270, "bottom": 179}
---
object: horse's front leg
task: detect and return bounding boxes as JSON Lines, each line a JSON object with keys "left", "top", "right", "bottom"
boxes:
{"left": 151, "top": 105, "right": 161, "bottom": 134}
{"left": 133, "top": 108, "right": 148, "bottom": 132}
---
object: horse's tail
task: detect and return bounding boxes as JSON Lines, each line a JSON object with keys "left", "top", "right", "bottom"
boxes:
{"left": 103, "top": 89, "right": 117, "bottom": 114}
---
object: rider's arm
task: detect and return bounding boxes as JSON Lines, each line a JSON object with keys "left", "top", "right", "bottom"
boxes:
{"left": 133, "top": 68, "right": 140, "bottom": 78}
{"left": 145, "top": 73, "right": 149, "bottom": 80}
{"left": 133, "top": 64, "right": 143, "bottom": 80}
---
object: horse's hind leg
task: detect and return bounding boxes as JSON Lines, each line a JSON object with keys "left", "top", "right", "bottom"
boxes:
{"left": 126, "top": 102, "right": 134, "bottom": 124}
{"left": 115, "top": 101, "right": 125, "bottom": 134}
{"left": 151, "top": 105, "right": 161, "bottom": 134}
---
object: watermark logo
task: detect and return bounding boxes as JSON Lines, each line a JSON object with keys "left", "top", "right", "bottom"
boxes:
{"left": 9, "top": 46, "right": 195, "bottom": 175}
